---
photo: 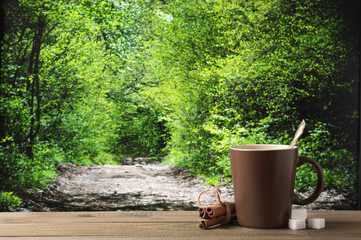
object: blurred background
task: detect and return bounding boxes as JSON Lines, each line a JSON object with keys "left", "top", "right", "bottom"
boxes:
{"left": 1, "top": 0, "right": 360, "bottom": 211}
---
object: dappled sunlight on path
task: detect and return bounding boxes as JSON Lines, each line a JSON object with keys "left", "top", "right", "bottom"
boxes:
{"left": 24, "top": 158, "right": 234, "bottom": 211}
{"left": 23, "top": 157, "right": 352, "bottom": 211}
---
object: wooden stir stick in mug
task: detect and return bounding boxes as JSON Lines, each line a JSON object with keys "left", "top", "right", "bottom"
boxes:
{"left": 289, "top": 120, "right": 306, "bottom": 149}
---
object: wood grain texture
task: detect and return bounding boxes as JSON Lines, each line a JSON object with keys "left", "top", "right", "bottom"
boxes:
{"left": 0, "top": 211, "right": 360, "bottom": 239}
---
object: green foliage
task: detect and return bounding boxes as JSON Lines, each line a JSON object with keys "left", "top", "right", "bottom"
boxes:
{"left": 144, "top": 0, "right": 358, "bottom": 192}
{"left": 107, "top": 56, "right": 169, "bottom": 157}
{"left": 0, "top": 0, "right": 358, "bottom": 210}
{"left": 36, "top": 0, "right": 145, "bottom": 164}
{"left": 0, "top": 192, "right": 22, "bottom": 212}
{"left": 295, "top": 123, "right": 357, "bottom": 191}
{"left": 1, "top": 0, "right": 158, "bottom": 207}
{"left": 0, "top": 141, "right": 58, "bottom": 192}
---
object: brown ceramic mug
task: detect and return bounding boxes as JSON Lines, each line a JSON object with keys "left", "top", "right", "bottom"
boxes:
{"left": 229, "top": 144, "right": 324, "bottom": 228}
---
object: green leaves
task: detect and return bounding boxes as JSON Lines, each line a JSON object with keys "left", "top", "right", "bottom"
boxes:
{"left": 0, "top": 192, "right": 22, "bottom": 212}
{"left": 1, "top": 0, "right": 357, "bottom": 210}
{"left": 143, "top": 0, "right": 357, "bottom": 191}
{"left": 1, "top": 0, "right": 151, "bottom": 209}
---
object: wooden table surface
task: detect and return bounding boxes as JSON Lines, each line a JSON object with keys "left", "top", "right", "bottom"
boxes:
{"left": 0, "top": 211, "right": 360, "bottom": 239}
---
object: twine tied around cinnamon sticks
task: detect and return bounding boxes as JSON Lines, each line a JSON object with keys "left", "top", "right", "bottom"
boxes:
{"left": 197, "top": 188, "right": 236, "bottom": 230}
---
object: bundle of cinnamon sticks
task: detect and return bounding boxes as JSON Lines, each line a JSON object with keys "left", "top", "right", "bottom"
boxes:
{"left": 198, "top": 202, "right": 236, "bottom": 229}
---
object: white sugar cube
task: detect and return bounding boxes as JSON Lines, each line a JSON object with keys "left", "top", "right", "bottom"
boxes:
{"left": 307, "top": 218, "right": 325, "bottom": 229}
{"left": 291, "top": 208, "right": 308, "bottom": 220}
{"left": 288, "top": 219, "right": 306, "bottom": 230}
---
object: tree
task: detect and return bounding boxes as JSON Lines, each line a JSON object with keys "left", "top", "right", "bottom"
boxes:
{"left": 0, "top": 0, "right": 154, "bottom": 209}
{"left": 144, "top": 0, "right": 357, "bottom": 195}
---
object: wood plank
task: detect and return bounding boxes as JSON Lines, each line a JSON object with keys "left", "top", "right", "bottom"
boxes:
{"left": 0, "top": 233, "right": 361, "bottom": 240}
{"left": 0, "top": 211, "right": 360, "bottom": 239}
{"left": 0, "top": 221, "right": 361, "bottom": 240}
{"left": 0, "top": 221, "right": 355, "bottom": 237}
{"left": 1, "top": 211, "right": 360, "bottom": 224}
{"left": 0, "top": 211, "right": 199, "bottom": 224}
{"left": 0, "top": 210, "right": 361, "bottom": 224}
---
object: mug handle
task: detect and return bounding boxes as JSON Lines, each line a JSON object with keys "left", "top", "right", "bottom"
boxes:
{"left": 293, "top": 156, "right": 324, "bottom": 205}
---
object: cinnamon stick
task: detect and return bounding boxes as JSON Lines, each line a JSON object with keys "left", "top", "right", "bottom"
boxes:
{"left": 198, "top": 207, "right": 209, "bottom": 219}
{"left": 206, "top": 203, "right": 236, "bottom": 218}
{"left": 199, "top": 213, "right": 237, "bottom": 230}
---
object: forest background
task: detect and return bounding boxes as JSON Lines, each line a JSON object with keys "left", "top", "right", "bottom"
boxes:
{"left": 1, "top": 0, "right": 360, "bottom": 211}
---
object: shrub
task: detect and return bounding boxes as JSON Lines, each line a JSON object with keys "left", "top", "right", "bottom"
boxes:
{"left": 0, "top": 192, "right": 22, "bottom": 212}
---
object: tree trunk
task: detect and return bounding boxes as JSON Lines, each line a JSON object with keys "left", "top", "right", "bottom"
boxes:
{"left": 25, "top": 16, "right": 46, "bottom": 159}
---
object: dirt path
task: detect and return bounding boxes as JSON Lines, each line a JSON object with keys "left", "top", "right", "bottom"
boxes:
{"left": 23, "top": 157, "right": 354, "bottom": 211}
{"left": 24, "top": 158, "right": 234, "bottom": 211}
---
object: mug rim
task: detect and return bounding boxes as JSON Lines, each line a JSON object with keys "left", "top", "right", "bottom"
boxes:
{"left": 230, "top": 144, "right": 298, "bottom": 151}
